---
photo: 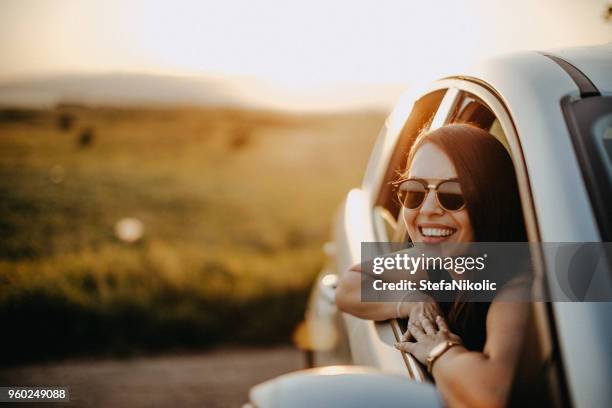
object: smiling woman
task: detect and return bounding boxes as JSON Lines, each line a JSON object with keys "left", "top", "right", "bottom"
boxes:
{"left": 336, "top": 123, "right": 532, "bottom": 407}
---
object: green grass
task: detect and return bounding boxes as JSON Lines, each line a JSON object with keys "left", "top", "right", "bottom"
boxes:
{"left": 0, "top": 105, "right": 384, "bottom": 363}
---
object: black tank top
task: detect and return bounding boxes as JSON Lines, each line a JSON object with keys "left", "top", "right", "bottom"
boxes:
{"left": 438, "top": 301, "right": 490, "bottom": 351}
{"left": 425, "top": 268, "right": 490, "bottom": 351}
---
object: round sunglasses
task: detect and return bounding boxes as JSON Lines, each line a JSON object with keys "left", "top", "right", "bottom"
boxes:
{"left": 396, "top": 178, "right": 466, "bottom": 212}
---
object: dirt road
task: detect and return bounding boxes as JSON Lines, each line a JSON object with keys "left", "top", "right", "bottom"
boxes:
{"left": 0, "top": 347, "right": 303, "bottom": 407}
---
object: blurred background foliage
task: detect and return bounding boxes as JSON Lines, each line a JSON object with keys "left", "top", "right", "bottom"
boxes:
{"left": 0, "top": 105, "right": 383, "bottom": 364}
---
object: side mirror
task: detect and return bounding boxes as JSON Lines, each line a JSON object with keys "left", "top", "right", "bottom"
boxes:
{"left": 246, "top": 366, "right": 443, "bottom": 408}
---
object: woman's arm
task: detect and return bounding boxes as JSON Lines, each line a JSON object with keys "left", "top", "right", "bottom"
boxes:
{"left": 336, "top": 263, "right": 438, "bottom": 321}
{"left": 432, "top": 301, "right": 529, "bottom": 408}
{"left": 395, "top": 285, "right": 530, "bottom": 408}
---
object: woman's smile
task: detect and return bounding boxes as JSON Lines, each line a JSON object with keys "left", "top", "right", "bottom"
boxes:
{"left": 418, "top": 223, "right": 458, "bottom": 243}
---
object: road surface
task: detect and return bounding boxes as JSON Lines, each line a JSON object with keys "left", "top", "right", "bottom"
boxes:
{"left": 0, "top": 347, "right": 303, "bottom": 407}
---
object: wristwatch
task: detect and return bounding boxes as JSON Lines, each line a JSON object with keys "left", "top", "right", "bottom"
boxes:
{"left": 426, "top": 340, "right": 461, "bottom": 374}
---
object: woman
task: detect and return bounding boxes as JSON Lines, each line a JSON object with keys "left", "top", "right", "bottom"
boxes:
{"left": 335, "top": 123, "right": 530, "bottom": 408}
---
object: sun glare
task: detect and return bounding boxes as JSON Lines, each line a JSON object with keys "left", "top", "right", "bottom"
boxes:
{"left": 0, "top": 0, "right": 610, "bottom": 108}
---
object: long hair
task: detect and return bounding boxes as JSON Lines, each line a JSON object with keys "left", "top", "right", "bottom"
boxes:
{"left": 403, "top": 124, "right": 527, "bottom": 348}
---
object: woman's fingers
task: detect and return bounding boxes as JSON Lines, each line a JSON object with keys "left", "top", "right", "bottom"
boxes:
{"left": 420, "top": 315, "right": 436, "bottom": 335}
{"left": 401, "top": 327, "right": 412, "bottom": 342}
{"left": 408, "top": 321, "right": 425, "bottom": 340}
{"left": 423, "top": 306, "right": 440, "bottom": 321}
{"left": 349, "top": 263, "right": 362, "bottom": 273}
{"left": 436, "top": 315, "right": 449, "bottom": 332}
{"left": 394, "top": 341, "right": 415, "bottom": 353}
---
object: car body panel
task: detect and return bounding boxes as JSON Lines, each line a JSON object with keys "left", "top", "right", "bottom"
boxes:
{"left": 334, "top": 188, "right": 409, "bottom": 375}
{"left": 248, "top": 366, "right": 443, "bottom": 408}
{"left": 553, "top": 302, "right": 612, "bottom": 407}
{"left": 466, "top": 51, "right": 612, "bottom": 407}
{"left": 469, "top": 51, "right": 600, "bottom": 242}
{"left": 547, "top": 43, "right": 612, "bottom": 92}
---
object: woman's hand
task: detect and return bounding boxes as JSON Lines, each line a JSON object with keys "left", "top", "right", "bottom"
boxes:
{"left": 404, "top": 299, "right": 441, "bottom": 321}
{"left": 395, "top": 314, "right": 462, "bottom": 365}
{"left": 399, "top": 299, "right": 442, "bottom": 339}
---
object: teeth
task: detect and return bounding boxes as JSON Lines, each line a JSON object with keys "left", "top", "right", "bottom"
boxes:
{"left": 420, "top": 227, "right": 455, "bottom": 237}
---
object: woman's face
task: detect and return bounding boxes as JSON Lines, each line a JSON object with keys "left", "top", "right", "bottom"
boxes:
{"left": 402, "top": 142, "right": 474, "bottom": 244}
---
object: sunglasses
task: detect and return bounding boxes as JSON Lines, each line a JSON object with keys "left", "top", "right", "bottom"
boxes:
{"left": 396, "top": 178, "right": 466, "bottom": 212}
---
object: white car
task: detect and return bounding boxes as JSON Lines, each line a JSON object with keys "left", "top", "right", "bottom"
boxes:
{"left": 247, "top": 44, "right": 612, "bottom": 408}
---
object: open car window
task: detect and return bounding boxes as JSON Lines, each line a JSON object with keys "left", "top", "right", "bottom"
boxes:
{"left": 450, "top": 92, "right": 511, "bottom": 153}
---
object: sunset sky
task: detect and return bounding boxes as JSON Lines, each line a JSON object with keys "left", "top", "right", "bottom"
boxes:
{"left": 0, "top": 0, "right": 610, "bottom": 108}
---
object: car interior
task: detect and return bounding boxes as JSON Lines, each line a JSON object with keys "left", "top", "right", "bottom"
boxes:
{"left": 370, "top": 88, "right": 568, "bottom": 407}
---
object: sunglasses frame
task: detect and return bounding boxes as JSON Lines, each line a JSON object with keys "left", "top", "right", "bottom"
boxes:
{"left": 395, "top": 178, "right": 466, "bottom": 212}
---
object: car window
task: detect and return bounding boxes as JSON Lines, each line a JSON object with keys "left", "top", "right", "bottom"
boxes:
{"left": 598, "top": 116, "right": 612, "bottom": 168}
{"left": 563, "top": 95, "right": 612, "bottom": 240}
{"left": 451, "top": 92, "right": 511, "bottom": 153}
{"left": 451, "top": 93, "right": 496, "bottom": 127}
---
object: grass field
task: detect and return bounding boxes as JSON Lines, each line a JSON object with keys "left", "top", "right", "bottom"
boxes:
{"left": 0, "top": 105, "right": 384, "bottom": 364}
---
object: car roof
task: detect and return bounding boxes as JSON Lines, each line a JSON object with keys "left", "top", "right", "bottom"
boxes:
{"left": 545, "top": 43, "right": 612, "bottom": 93}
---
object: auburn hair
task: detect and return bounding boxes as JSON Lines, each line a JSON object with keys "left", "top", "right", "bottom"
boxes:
{"left": 403, "top": 124, "right": 527, "bottom": 349}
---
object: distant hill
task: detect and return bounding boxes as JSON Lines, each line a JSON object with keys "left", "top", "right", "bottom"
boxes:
{"left": 0, "top": 72, "right": 406, "bottom": 112}
{"left": 0, "top": 73, "right": 250, "bottom": 109}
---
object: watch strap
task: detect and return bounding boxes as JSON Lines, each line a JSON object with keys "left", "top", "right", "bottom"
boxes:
{"left": 426, "top": 340, "right": 461, "bottom": 374}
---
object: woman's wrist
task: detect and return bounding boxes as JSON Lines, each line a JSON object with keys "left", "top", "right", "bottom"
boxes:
{"left": 431, "top": 344, "right": 467, "bottom": 378}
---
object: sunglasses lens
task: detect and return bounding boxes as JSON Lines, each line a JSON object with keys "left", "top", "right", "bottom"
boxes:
{"left": 398, "top": 180, "right": 426, "bottom": 209}
{"left": 438, "top": 181, "right": 465, "bottom": 211}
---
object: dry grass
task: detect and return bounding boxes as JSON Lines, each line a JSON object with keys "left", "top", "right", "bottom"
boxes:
{"left": 0, "top": 105, "right": 384, "bottom": 363}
